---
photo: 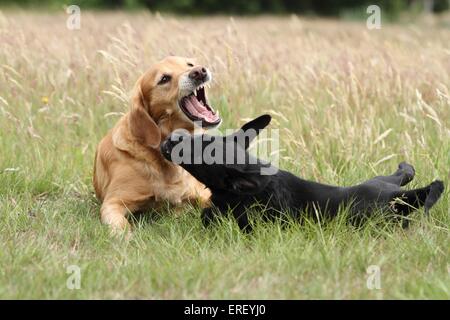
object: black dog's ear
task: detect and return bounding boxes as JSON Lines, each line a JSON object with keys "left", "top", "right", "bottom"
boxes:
{"left": 227, "top": 176, "right": 262, "bottom": 194}
{"left": 231, "top": 177, "right": 259, "bottom": 193}
{"left": 231, "top": 114, "right": 272, "bottom": 149}
{"left": 240, "top": 114, "right": 272, "bottom": 133}
{"left": 226, "top": 170, "right": 269, "bottom": 195}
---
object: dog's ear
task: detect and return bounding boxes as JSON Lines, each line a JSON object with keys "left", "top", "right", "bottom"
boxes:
{"left": 226, "top": 168, "right": 269, "bottom": 195}
{"left": 240, "top": 114, "right": 272, "bottom": 133}
{"left": 128, "top": 79, "right": 161, "bottom": 148}
{"left": 231, "top": 114, "right": 271, "bottom": 149}
{"left": 229, "top": 177, "right": 260, "bottom": 194}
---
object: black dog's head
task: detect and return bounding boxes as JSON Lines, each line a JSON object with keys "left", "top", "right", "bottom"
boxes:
{"left": 160, "top": 114, "right": 274, "bottom": 195}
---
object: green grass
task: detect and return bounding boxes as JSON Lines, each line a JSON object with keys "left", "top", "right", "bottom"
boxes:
{"left": 0, "top": 11, "right": 449, "bottom": 299}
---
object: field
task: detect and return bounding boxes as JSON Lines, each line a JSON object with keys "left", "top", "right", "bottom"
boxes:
{"left": 0, "top": 11, "right": 449, "bottom": 299}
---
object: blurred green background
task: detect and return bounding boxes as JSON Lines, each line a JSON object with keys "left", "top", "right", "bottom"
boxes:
{"left": 1, "top": 0, "right": 449, "bottom": 18}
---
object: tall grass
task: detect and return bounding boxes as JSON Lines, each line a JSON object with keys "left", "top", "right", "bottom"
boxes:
{"left": 0, "top": 11, "right": 448, "bottom": 299}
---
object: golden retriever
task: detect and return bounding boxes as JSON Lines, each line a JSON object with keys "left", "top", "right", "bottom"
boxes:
{"left": 93, "top": 56, "right": 221, "bottom": 232}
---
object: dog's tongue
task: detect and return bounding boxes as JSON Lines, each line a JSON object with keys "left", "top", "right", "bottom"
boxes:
{"left": 184, "top": 95, "right": 219, "bottom": 123}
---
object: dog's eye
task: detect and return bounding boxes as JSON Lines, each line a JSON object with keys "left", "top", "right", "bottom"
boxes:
{"left": 158, "top": 74, "right": 171, "bottom": 85}
{"left": 187, "top": 62, "right": 194, "bottom": 67}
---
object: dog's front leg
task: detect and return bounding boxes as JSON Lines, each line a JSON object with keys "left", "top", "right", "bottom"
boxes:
{"left": 100, "top": 199, "right": 133, "bottom": 236}
{"left": 201, "top": 207, "right": 221, "bottom": 227}
{"left": 185, "top": 175, "right": 212, "bottom": 208}
{"left": 233, "top": 206, "right": 252, "bottom": 233}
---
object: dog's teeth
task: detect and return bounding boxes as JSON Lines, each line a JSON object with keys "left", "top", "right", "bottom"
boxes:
{"left": 215, "top": 110, "right": 220, "bottom": 116}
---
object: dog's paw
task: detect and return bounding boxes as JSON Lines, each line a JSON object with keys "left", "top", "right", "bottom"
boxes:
{"left": 424, "top": 180, "right": 444, "bottom": 215}
{"left": 398, "top": 161, "right": 415, "bottom": 176}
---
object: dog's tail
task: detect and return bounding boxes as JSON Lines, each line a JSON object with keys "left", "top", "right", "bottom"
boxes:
{"left": 392, "top": 180, "right": 444, "bottom": 215}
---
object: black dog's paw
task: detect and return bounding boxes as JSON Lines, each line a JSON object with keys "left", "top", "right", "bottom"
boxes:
{"left": 398, "top": 161, "right": 415, "bottom": 181}
{"left": 431, "top": 179, "right": 445, "bottom": 192}
{"left": 398, "top": 161, "right": 414, "bottom": 173}
{"left": 424, "top": 180, "right": 444, "bottom": 215}
{"left": 201, "top": 207, "right": 217, "bottom": 228}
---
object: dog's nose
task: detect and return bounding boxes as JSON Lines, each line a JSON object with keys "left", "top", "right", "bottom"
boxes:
{"left": 160, "top": 140, "right": 172, "bottom": 159}
{"left": 189, "top": 66, "right": 208, "bottom": 82}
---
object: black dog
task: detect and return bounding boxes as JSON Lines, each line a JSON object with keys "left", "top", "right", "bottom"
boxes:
{"left": 161, "top": 115, "right": 444, "bottom": 232}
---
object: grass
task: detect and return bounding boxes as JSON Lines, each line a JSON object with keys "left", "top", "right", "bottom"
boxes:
{"left": 0, "top": 10, "right": 449, "bottom": 299}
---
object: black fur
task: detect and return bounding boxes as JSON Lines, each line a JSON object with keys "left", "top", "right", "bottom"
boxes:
{"left": 161, "top": 115, "right": 444, "bottom": 232}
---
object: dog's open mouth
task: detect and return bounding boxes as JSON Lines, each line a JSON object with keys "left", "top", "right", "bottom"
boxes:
{"left": 179, "top": 86, "right": 221, "bottom": 127}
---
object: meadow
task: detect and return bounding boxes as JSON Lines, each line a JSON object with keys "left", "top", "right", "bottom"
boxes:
{"left": 0, "top": 11, "right": 449, "bottom": 299}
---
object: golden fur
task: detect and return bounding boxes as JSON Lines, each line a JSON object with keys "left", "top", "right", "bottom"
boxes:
{"left": 93, "top": 56, "right": 211, "bottom": 232}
